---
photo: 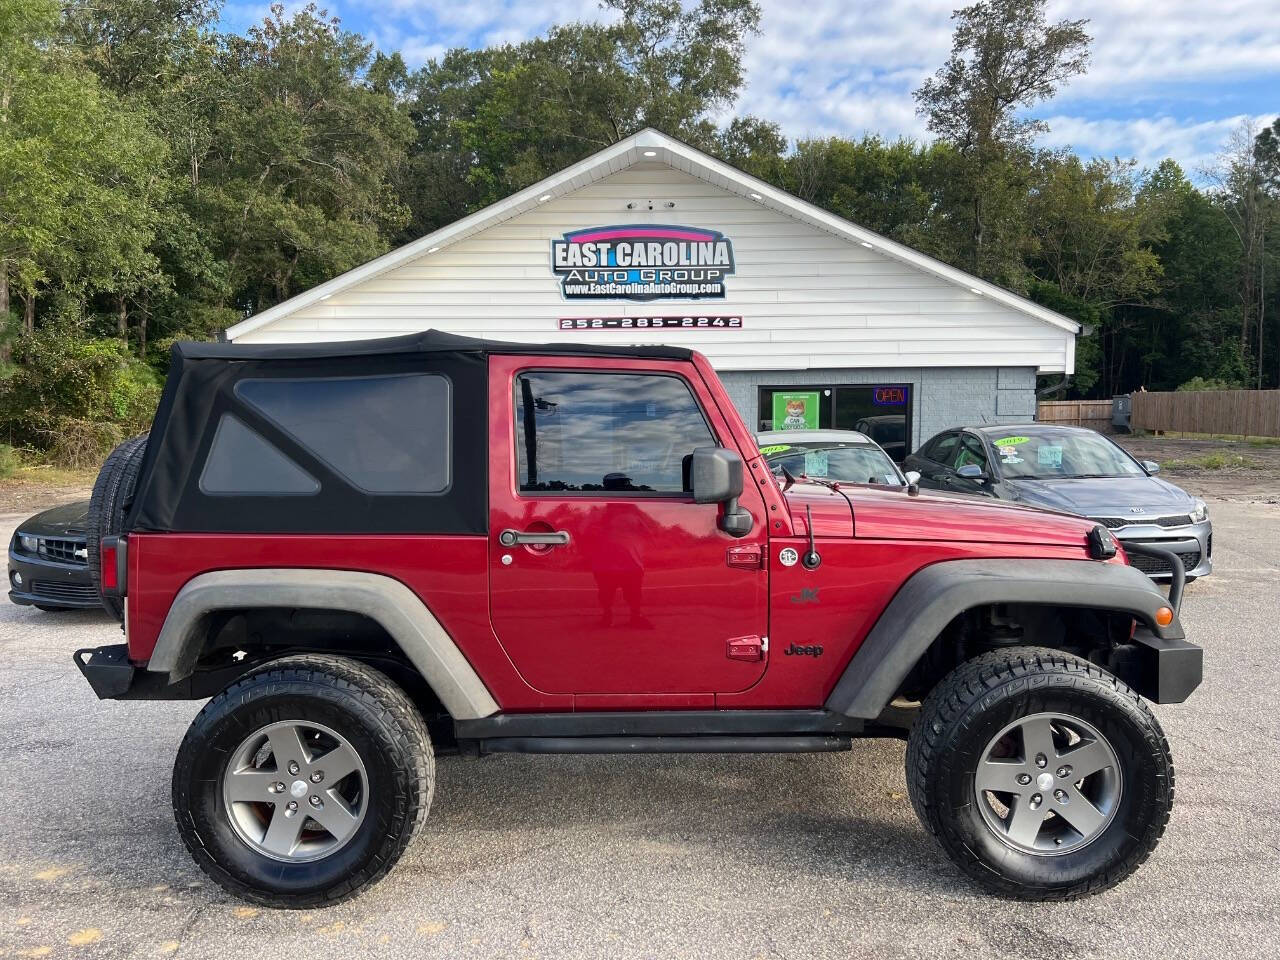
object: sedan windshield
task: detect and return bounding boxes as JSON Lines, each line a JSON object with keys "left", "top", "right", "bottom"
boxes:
{"left": 986, "top": 429, "right": 1146, "bottom": 480}
{"left": 762, "top": 442, "right": 902, "bottom": 486}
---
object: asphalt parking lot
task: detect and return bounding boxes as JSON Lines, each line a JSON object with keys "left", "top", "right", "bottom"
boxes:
{"left": 2, "top": 496, "right": 1278, "bottom": 960}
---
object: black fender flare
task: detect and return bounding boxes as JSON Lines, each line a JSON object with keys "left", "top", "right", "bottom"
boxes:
{"left": 144, "top": 568, "right": 500, "bottom": 719}
{"left": 824, "top": 558, "right": 1190, "bottom": 719}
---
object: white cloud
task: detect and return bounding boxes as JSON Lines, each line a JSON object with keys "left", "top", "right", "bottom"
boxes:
{"left": 734, "top": 0, "right": 1279, "bottom": 172}
{"left": 1038, "top": 113, "right": 1279, "bottom": 174}
{"left": 260, "top": 0, "right": 1279, "bottom": 172}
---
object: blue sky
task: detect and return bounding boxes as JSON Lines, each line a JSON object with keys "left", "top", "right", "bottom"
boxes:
{"left": 221, "top": 0, "right": 1279, "bottom": 175}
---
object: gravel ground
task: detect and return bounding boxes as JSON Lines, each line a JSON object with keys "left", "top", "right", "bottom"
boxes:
{"left": 1114, "top": 435, "right": 1280, "bottom": 502}
{"left": 1, "top": 495, "right": 1278, "bottom": 960}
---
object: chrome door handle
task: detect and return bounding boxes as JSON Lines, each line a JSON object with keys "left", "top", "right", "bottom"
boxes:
{"left": 499, "top": 529, "right": 570, "bottom": 547}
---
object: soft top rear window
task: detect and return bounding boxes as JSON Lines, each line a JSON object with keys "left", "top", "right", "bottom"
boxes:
{"left": 235, "top": 373, "right": 451, "bottom": 494}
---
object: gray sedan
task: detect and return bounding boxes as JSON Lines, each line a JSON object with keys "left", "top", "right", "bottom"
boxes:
{"left": 904, "top": 424, "right": 1211, "bottom": 581}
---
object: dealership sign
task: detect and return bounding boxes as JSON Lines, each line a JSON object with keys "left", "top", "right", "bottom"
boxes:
{"left": 551, "top": 225, "right": 735, "bottom": 301}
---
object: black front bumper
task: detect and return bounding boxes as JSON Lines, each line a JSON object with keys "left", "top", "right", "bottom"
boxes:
{"left": 1109, "top": 628, "right": 1203, "bottom": 704}
{"left": 8, "top": 549, "right": 100, "bottom": 609}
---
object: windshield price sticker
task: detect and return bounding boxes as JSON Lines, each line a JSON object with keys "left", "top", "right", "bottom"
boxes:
{"left": 1038, "top": 445, "right": 1064, "bottom": 468}
{"left": 759, "top": 444, "right": 791, "bottom": 456}
{"left": 558, "top": 316, "right": 743, "bottom": 331}
{"left": 993, "top": 436, "right": 1030, "bottom": 447}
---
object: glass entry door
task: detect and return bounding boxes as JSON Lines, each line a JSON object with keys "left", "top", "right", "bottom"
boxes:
{"left": 757, "top": 384, "right": 911, "bottom": 461}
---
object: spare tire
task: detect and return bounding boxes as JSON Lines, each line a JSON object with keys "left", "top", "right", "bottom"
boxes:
{"left": 87, "top": 433, "right": 149, "bottom": 619}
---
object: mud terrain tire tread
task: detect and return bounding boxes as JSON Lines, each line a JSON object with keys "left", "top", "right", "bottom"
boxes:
{"left": 173, "top": 654, "right": 434, "bottom": 908}
{"left": 87, "top": 433, "right": 149, "bottom": 618}
{"left": 905, "top": 645, "right": 1173, "bottom": 901}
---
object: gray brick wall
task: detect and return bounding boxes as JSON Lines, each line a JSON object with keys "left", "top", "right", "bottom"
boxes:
{"left": 717, "top": 366, "right": 1037, "bottom": 451}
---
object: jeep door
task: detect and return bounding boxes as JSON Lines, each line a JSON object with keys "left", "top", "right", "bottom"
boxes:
{"left": 487, "top": 355, "right": 769, "bottom": 698}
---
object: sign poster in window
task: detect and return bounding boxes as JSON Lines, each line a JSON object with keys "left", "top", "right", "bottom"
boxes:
{"left": 772, "top": 391, "right": 820, "bottom": 430}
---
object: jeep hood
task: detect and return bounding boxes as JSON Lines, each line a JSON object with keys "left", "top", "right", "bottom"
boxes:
{"left": 782, "top": 482, "right": 854, "bottom": 537}
{"left": 842, "top": 485, "right": 1096, "bottom": 547}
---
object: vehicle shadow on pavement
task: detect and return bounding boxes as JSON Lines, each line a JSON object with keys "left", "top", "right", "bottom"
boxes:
{"left": 397, "top": 748, "right": 961, "bottom": 897}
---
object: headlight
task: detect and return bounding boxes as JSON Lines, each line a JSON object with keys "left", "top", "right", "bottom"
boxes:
{"left": 17, "top": 533, "right": 39, "bottom": 553}
{"left": 1189, "top": 499, "right": 1208, "bottom": 523}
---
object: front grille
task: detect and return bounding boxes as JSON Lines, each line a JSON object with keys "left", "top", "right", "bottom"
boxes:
{"left": 1127, "top": 551, "right": 1201, "bottom": 577}
{"left": 30, "top": 580, "right": 98, "bottom": 603}
{"left": 37, "top": 537, "right": 89, "bottom": 565}
{"left": 1090, "top": 514, "right": 1192, "bottom": 530}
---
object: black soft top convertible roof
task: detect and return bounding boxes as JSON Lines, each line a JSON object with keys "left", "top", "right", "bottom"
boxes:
{"left": 126, "top": 330, "right": 694, "bottom": 536}
{"left": 176, "top": 329, "right": 694, "bottom": 362}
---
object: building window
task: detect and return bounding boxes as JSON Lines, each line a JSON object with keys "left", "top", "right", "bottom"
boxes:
{"left": 514, "top": 371, "right": 715, "bottom": 494}
{"left": 757, "top": 384, "right": 912, "bottom": 461}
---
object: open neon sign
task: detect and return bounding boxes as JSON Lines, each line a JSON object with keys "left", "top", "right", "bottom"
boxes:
{"left": 873, "top": 386, "right": 908, "bottom": 406}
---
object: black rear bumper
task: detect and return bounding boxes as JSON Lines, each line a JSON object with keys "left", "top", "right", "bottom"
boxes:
{"left": 75, "top": 645, "right": 141, "bottom": 699}
{"left": 74, "top": 644, "right": 235, "bottom": 700}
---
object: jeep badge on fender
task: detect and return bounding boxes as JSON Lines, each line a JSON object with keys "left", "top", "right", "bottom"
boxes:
{"left": 784, "top": 643, "right": 823, "bottom": 657}
{"left": 75, "top": 329, "right": 1201, "bottom": 907}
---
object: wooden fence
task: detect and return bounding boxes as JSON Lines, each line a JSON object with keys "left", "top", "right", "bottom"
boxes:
{"left": 1131, "top": 390, "right": 1280, "bottom": 438}
{"left": 1036, "top": 399, "right": 1113, "bottom": 427}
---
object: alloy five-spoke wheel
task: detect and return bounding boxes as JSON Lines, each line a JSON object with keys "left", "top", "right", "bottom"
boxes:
{"left": 974, "top": 712, "right": 1121, "bottom": 855}
{"left": 173, "top": 654, "right": 434, "bottom": 907}
{"left": 222, "top": 720, "right": 369, "bottom": 862}
{"left": 906, "top": 647, "right": 1174, "bottom": 900}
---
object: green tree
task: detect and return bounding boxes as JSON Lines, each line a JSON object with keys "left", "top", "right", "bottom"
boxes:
{"left": 914, "top": 0, "right": 1090, "bottom": 286}
{"left": 0, "top": 0, "right": 165, "bottom": 334}
{"left": 398, "top": 0, "right": 761, "bottom": 232}
{"left": 783, "top": 136, "right": 960, "bottom": 262}
{"left": 204, "top": 3, "right": 414, "bottom": 312}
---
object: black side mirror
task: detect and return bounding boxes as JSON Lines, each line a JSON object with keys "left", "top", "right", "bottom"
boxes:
{"left": 690, "top": 446, "right": 753, "bottom": 538}
{"left": 956, "top": 463, "right": 990, "bottom": 483}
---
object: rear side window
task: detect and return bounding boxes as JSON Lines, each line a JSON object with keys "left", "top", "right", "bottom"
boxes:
{"left": 236, "top": 374, "right": 451, "bottom": 494}
{"left": 925, "top": 432, "right": 958, "bottom": 464}
{"left": 199, "top": 414, "right": 320, "bottom": 496}
{"left": 952, "top": 434, "right": 989, "bottom": 471}
{"left": 514, "top": 371, "right": 715, "bottom": 493}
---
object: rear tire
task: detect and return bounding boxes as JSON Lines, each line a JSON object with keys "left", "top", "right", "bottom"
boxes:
{"left": 173, "top": 654, "right": 434, "bottom": 908}
{"left": 86, "top": 433, "right": 148, "bottom": 619}
{"left": 905, "top": 646, "right": 1173, "bottom": 900}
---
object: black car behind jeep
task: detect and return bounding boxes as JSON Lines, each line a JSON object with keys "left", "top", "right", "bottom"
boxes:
{"left": 8, "top": 500, "right": 99, "bottom": 610}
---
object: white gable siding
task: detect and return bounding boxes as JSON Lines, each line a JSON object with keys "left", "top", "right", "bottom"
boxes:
{"left": 236, "top": 164, "right": 1073, "bottom": 373}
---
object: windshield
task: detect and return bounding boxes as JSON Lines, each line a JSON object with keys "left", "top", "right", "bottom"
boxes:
{"left": 760, "top": 441, "right": 903, "bottom": 486}
{"left": 986, "top": 430, "right": 1146, "bottom": 480}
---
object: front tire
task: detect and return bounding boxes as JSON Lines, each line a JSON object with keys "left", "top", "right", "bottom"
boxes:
{"left": 173, "top": 654, "right": 434, "bottom": 908}
{"left": 905, "top": 646, "right": 1174, "bottom": 900}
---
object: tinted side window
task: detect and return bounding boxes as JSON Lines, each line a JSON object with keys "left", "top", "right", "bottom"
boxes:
{"left": 514, "top": 372, "right": 715, "bottom": 493}
{"left": 926, "top": 433, "right": 958, "bottom": 464}
{"left": 199, "top": 414, "right": 319, "bottom": 496}
{"left": 952, "top": 435, "right": 989, "bottom": 471}
{"left": 236, "top": 374, "right": 451, "bottom": 494}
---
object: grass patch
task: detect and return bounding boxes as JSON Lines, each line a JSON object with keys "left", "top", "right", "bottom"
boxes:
{"left": 1139, "top": 430, "right": 1280, "bottom": 445}
{"left": 0, "top": 448, "right": 98, "bottom": 492}
{"left": 0, "top": 443, "right": 19, "bottom": 480}
{"left": 1163, "top": 452, "right": 1260, "bottom": 471}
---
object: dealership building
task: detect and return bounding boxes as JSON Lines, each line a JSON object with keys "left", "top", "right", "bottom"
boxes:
{"left": 227, "top": 129, "right": 1078, "bottom": 457}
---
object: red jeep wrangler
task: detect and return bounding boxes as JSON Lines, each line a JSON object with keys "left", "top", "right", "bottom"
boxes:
{"left": 75, "top": 331, "right": 1200, "bottom": 907}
